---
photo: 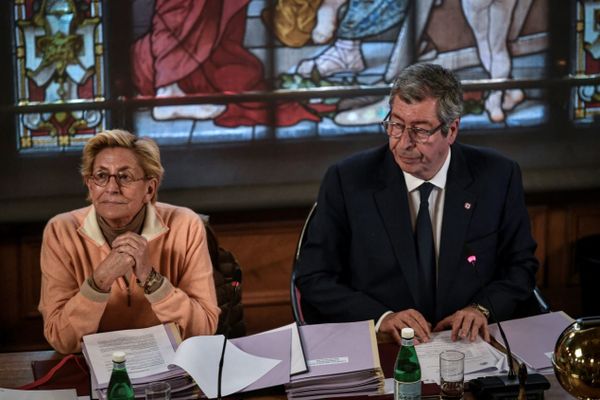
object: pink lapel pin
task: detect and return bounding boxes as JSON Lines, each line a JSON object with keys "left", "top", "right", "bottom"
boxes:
{"left": 464, "top": 202, "right": 472, "bottom": 210}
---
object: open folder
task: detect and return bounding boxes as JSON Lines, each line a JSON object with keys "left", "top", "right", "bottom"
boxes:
{"left": 82, "top": 323, "right": 301, "bottom": 399}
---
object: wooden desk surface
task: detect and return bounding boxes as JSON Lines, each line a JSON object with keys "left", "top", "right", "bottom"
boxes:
{"left": 0, "top": 350, "right": 574, "bottom": 399}
{"left": 0, "top": 350, "right": 62, "bottom": 388}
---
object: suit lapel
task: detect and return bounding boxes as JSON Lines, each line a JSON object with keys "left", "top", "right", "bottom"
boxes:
{"left": 373, "top": 151, "right": 421, "bottom": 307}
{"left": 437, "top": 144, "right": 476, "bottom": 318}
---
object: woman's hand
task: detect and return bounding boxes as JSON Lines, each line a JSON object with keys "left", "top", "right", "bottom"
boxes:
{"left": 92, "top": 248, "right": 135, "bottom": 291}
{"left": 112, "top": 232, "right": 152, "bottom": 282}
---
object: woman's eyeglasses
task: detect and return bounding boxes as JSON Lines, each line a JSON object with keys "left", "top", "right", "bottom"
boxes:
{"left": 89, "top": 171, "right": 147, "bottom": 187}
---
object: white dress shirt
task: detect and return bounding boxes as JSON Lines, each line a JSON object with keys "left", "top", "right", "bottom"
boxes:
{"left": 402, "top": 149, "right": 452, "bottom": 265}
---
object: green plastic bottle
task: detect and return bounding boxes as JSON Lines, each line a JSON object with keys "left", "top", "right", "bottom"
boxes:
{"left": 107, "top": 351, "right": 135, "bottom": 400}
{"left": 394, "top": 327, "right": 422, "bottom": 400}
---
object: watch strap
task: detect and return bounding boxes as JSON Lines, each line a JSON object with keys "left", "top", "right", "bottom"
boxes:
{"left": 137, "top": 268, "right": 164, "bottom": 294}
{"left": 470, "top": 303, "right": 490, "bottom": 319}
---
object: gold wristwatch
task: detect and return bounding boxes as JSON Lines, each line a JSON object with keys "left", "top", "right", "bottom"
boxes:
{"left": 137, "top": 268, "right": 163, "bottom": 294}
{"left": 470, "top": 303, "right": 490, "bottom": 319}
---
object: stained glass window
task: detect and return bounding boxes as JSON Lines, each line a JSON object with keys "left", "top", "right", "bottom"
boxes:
{"left": 573, "top": 0, "right": 600, "bottom": 122}
{"left": 130, "top": 0, "right": 550, "bottom": 146}
{"left": 9, "top": 0, "right": 554, "bottom": 151}
{"left": 13, "top": 0, "right": 106, "bottom": 151}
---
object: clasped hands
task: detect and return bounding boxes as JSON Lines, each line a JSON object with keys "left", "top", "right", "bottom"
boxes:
{"left": 92, "top": 232, "right": 152, "bottom": 292}
{"left": 380, "top": 306, "right": 490, "bottom": 344}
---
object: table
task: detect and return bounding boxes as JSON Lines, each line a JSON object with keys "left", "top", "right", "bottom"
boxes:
{"left": 0, "top": 349, "right": 575, "bottom": 399}
{"left": 0, "top": 350, "right": 62, "bottom": 388}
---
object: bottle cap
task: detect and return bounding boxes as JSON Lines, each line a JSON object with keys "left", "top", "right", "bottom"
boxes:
{"left": 112, "top": 351, "right": 126, "bottom": 363}
{"left": 401, "top": 327, "right": 415, "bottom": 339}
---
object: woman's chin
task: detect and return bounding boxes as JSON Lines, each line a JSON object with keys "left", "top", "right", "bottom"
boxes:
{"left": 96, "top": 209, "right": 133, "bottom": 227}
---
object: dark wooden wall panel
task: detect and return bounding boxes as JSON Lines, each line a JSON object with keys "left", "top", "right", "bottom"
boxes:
{"left": 0, "top": 239, "right": 19, "bottom": 328}
{"left": 20, "top": 238, "right": 42, "bottom": 318}
{"left": 214, "top": 220, "right": 303, "bottom": 334}
{"left": 529, "top": 206, "right": 548, "bottom": 287}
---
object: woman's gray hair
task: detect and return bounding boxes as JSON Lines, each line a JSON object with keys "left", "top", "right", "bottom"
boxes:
{"left": 389, "top": 63, "right": 463, "bottom": 135}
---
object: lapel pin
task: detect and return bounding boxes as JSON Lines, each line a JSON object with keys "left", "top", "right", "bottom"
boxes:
{"left": 464, "top": 202, "right": 472, "bottom": 210}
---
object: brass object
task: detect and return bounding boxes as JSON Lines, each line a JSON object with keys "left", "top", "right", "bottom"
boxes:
{"left": 552, "top": 317, "right": 600, "bottom": 399}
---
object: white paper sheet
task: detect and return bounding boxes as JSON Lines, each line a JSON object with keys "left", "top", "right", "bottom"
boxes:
{"left": 0, "top": 388, "right": 77, "bottom": 400}
{"left": 171, "top": 335, "right": 281, "bottom": 399}
{"left": 82, "top": 324, "right": 176, "bottom": 386}
{"left": 256, "top": 322, "right": 307, "bottom": 375}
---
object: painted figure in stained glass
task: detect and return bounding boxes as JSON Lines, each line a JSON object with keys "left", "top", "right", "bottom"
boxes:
{"left": 131, "top": 0, "right": 321, "bottom": 127}
{"left": 260, "top": 0, "right": 322, "bottom": 48}
{"left": 128, "top": 0, "right": 548, "bottom": 143}
{"left": 461, "top": 0, "right": 532, "bottom": 122}
{"left": 15, "top": 0, "right": 104, "bottom": 149}
{"left": 273, "top": 0, "right": 546, "bottom": 128}
{"left": 318, "top": 0, "right": 437, "bottom": 126}
{"left": 271, "top": 0, "right": 435, "bottom": 126}
{"left": 294, "top": 0, "right": 409, "bottom": 78}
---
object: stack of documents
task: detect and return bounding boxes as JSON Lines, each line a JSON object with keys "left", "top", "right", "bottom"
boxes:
{"left": 414, "top": 330, "right": 510, "bottom": 385}
{"left": 83, "top": 323, "right": 301, "bottom": 399}
{"left": 405, "top": 311, "right": 573, "bottom": 389}
{"left": 285, "top": 320, "right": 385, "bottom": 400}
{"left": 489, "top": 311, "right": 573, "bottom": 374}
{"left": 82, "top": 324, "right": 198, "bottom": 399}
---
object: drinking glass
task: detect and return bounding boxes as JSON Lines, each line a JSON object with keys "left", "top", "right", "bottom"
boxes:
{"left": 145, "top": 381, "right": 171, "bottom": 400}
{"left": 439, "top": 350, "right": 465, "bottom": 399}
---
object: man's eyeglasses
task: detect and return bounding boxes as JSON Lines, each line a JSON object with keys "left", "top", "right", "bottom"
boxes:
{"left": 89, "top": 170, "right": 147, "bottom": 187}
{"left": 380, "top": 114, "right": 444, "bottom": 144}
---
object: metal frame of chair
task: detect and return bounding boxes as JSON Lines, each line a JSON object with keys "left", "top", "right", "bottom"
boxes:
{"left": 533, "top": 286, "right": 550, "bottom": 313}
{"left": 290, "top": 202, "right": 317, "bottom": 325}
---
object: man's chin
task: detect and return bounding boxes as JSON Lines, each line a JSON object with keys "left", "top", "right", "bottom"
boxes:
{"left": 397, "top": 160, "right": 422, "bottom": 175}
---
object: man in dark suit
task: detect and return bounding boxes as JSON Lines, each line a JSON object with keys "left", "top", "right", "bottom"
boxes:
{"left": 295, "top": 63, "right": 538, "bottom": 344}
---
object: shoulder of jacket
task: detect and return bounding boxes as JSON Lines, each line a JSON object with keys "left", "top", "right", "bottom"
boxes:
{"left": 457, "top": 142, "right": 514, "bottom": 165}
{"left": 336, "top": 144, "right": 388, "bottom": 171}
{"left": 46, "top": 206, "right": 89, "bottom": 228}
{"left": 154, "top": 202, "right": 204, "bottom": 227}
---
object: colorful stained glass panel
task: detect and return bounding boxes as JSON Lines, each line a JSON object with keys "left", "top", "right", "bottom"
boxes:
{"left": 573, "top": 0, "right": 600, "bottom": 122}
{"left": 13, "top": 0, "right": 106, "bottom": 151}
{"left": 131, "top": 0, "right": 550, "bottom": 145}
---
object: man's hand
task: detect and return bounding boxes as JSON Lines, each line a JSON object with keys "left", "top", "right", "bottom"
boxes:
{"left": 112, "top": 232, "right": 152, "bottom": 282}
{"left": 379, "top": 309, "right": 432, "bottom": 344}
{"left": 433, "top": 306, "right": 490, "bottom": 342}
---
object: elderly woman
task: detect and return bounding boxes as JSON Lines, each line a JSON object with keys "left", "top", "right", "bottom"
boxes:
{"left": 38, "top": 129, "right": 220, "bottom": 354}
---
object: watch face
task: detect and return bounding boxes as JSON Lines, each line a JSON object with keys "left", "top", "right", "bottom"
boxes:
{"left": 143, "top": 269, "right": 163, "bottom": 294}
{"left": 479, "top": 306, "right": 490, "bottom": 318}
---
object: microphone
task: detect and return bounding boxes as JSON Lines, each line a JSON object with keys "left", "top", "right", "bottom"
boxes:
{"left": 217, "top": 269, "right": 242, "bottom": 400}
{"left": 464, "top": 247, "right": 516, "bottom": 379}
{"left": 464, "top": 245, "right": 550, "bottom": 399}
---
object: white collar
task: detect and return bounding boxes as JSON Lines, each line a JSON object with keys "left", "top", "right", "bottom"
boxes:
{"left": 402, "top": 148, "right": 452, "bottom": 192}
{"left": 79, "top": 202, "right": 168, "bottom": 246}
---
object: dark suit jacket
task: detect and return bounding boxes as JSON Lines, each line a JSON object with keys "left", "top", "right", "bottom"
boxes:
{"left": 295, "top": 143, "right": 538, "bottom": 325}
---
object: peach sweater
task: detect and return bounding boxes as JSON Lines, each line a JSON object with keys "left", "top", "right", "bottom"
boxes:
{"left": 39, "top": 202, "right": 220, "bottom": 354}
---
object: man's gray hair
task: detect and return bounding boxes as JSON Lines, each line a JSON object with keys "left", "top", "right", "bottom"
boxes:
{"left": 389, "top": 63, "right": 463, "bottom": 135}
